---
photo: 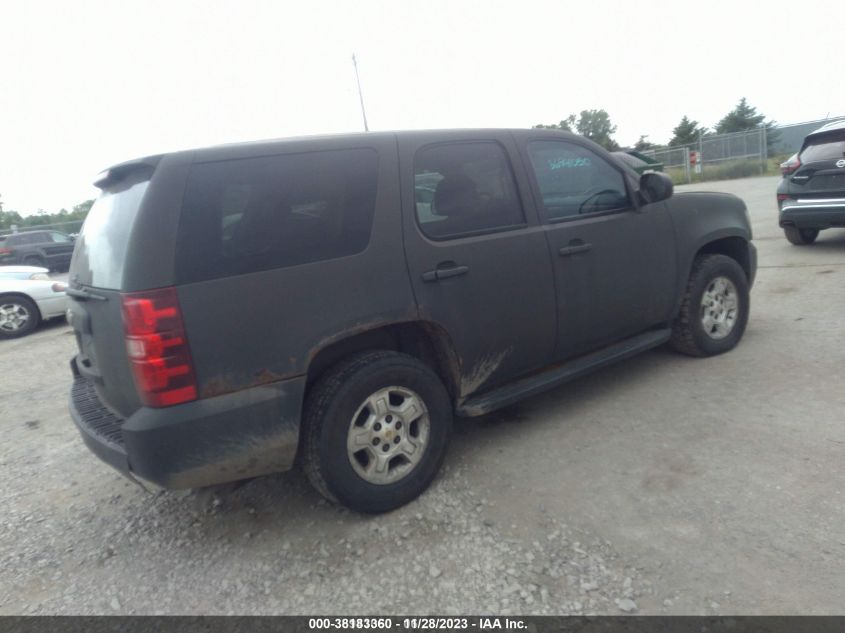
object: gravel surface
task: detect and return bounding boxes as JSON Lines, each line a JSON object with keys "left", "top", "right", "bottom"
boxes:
{"left": 1, "top": 176, "right": 843, "bottom": 615}
{"left": 1, "top": 330, "right": 646, "bottom": 615}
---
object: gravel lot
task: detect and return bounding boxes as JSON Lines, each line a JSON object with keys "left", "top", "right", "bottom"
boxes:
{"left": 1, "top": 175, "right": 843, "bottom": 615}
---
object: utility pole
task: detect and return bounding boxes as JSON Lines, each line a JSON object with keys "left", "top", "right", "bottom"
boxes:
{"left": 352, "top": 54, "right": 369, "bottom": 132}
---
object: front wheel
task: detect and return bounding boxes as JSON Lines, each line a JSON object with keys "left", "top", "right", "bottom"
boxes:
{"left": 784, "top": 227, "right": 819, "bottom": 245}
{"left": 0, "top": 295, "right": 41, "bottom": 339}
{"left": 670, "top": 254, "right": 750, "bottom": 357}
{"left": 301, "top": 351, "right": 452, "bottom": 513}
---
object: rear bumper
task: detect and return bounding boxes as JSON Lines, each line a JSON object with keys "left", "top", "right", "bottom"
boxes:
{"left": 779, "top": 199, "right": 845, "bottom": 229}
{"left": 69, "top": 357, "right": 306, "bottom": 489}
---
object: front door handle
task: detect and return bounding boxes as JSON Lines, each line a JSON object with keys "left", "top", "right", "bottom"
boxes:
{"left": 422, "top": 263, "right": 470, "bottom": 282}
{"left": 558, "top": 241, "right": 593, "bottom": 257}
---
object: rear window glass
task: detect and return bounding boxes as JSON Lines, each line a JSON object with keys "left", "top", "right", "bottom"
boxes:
{"left": 801, "top": 130, "right": 845, "bottom": 162}
{"left": 71, "top": 172, "right": 150, "bottom": 289}
{"left": 10, "top": 233, "right": 44, "bottom": 245}
{"left": 175, "top": 148, "right": 379, "bottom": 283}
{"left": 413, "top": 142, "right": 525, "bottom": 239}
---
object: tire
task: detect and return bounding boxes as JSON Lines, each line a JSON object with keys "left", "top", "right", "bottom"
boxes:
{"left": 784, "top": 227, "right": 819, "bottom": 245}
{"left": 0, "top": 295, "right": 41, "bottom": 339}
{"left": 24, "top": 255, "right": 46, "bottom": 268}
{"left": 301, "top": 350, "right": 452, "bottom": 513}
{"left": 670, "top": 254, "right": 749, "bottom": 357}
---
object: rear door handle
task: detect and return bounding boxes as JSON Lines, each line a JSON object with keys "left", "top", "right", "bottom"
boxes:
{"left": 422, "top": 264, "right": 470, "bottom": 282}
{"left": 558, "top": 241, "right": 593, "bottom": 256}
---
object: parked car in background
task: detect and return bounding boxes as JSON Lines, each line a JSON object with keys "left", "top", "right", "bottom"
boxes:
{"left": 777, "top": 120, "right": 845, "bottom": 245}
{"left": 0, "top": 266, "right": 68, "bottom": 338}
{"left": 0, "top": 230, "right": 75, "bottom": 270}
{"left": 612, "top": 149, "right": 664, "bottom": 175}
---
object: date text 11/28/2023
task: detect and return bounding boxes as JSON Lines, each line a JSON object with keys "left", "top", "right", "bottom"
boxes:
{"left": 307, "top": 618, "right": 527, "bottom": 630}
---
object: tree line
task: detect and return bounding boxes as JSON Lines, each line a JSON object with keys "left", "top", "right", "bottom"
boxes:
{"left": 535, "top": 97, "right": 778, "bottom": 153}
{"left": 0, "top": 197, "right": 94, "bottom": 232}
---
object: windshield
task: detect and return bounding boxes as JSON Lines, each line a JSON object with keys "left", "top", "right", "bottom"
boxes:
{"left": 70, "top": 172, "right": 150, "bottom": 289}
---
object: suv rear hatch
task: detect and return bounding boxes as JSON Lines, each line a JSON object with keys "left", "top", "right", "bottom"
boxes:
{"left": 789, "top": 127, "right": 845, "bottom": 197}
{"left": 68, "top": 159, "right": 161, "bottom": 419}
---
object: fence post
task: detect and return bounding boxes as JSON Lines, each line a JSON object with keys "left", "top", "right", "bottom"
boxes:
{"left": 761, "top": 126, "right": 768, "bottom": 174}
{"left": 698, "top": 132, "right": 704, "bottom": 181}
{"left": 684, "top": 147, "right": 691, "bottom": 184}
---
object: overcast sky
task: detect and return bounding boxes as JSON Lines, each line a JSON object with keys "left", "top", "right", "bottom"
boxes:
{"left": 1, "top": 0, "right": 843, "bottom": 215}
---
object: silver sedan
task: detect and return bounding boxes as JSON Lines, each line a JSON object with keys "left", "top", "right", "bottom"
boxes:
{"left": 0, "top": 266, "right": 68, "bottom": 339}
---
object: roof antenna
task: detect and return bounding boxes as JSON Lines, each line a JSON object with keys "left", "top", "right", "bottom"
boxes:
{"left": 352, "top": 54, "right": 369, "bottom": 132}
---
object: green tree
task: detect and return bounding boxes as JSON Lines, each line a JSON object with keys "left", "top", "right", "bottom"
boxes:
{"left": 715, "top": 98, "right": 778, "bottom": 148}
{"left": 535, "top": 110, "right": 619, "bottom": 150}
{"left": 0, "top": 208, "right": 24, "bottom": 230}
{"left": 669, "top": 116, "right": 708, "bottom": 147}
{"left": 571, "top": 109, "right": 619, "bottom": 150}
{"left": 0, "top": 194, "right": 94, "bottom": 231}
{"left": 633, "top": 135, "right": 657, "bottom": 151}
{"left": 72, "top": 199, "right": 94, "bottom": 217}
{"left": 534, "top": 117, "right": 574, "bottom": 132}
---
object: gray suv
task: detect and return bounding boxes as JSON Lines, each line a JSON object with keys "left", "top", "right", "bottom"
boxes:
{"left": 68, "top": 129, "right": 756, "bottom": 513}
{"left": 777, "top": 120, "right": 845, "bottom": 244}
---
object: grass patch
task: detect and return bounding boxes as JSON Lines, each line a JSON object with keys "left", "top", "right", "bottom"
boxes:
{"left": 665, "top": 159, "right": 772, "bottom": 185}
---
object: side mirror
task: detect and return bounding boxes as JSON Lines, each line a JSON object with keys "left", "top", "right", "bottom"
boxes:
{"left": 639, "top": 172, "right": 674, "bottom": 204}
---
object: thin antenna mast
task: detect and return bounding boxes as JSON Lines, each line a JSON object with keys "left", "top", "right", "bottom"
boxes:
{"left": 352, "top": 53, "right": 369, "bottom": 132}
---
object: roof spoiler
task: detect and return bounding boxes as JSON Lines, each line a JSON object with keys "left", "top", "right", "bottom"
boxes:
{"left": 93, "top": 155, "right": 163, "bottom": 189}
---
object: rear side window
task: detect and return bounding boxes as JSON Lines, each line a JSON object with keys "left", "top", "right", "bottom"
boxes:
{"left": 71, "top": 171, "right": 151, "bottom": 289}
{"left": 414, "top": 142, "right": 525, "bottom": 239}
{"left": 176, "top": 148, "right": 379, "bottom": 283}
{"left": 49, "top": 232, "right": 73, "bottom": 243}
{"left": 800, "top": 130, "right": 845, "bottom": 162}
{"left": 12, "top": 233, "right": 40, "bottom": 245}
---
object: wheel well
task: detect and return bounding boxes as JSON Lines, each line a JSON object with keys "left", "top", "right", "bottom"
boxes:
{"left": 0, "top": 293, "right": 42, "bottom": 319}
{"left": 696, "top": 236, "right": 751, "bottom": 280}
{"left": 305, "top": 322, "right": 461, "bottom": 403}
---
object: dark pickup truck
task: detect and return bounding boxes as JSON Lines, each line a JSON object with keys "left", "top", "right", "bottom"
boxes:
{"left": 67, "top": 129, "right": 756, "bottom": 513}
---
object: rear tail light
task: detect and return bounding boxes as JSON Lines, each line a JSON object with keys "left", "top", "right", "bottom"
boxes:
{"left": 777, "top": 194, "right": 793, "bottom": 202}
{"left": 0, "top": 247, "right": 11, "bottom": 256}
{"left": 780, "top": 155, "right": 801, "bottom": 175}
{"left": 121, "top": 287, "right": 197, "bottom": 407}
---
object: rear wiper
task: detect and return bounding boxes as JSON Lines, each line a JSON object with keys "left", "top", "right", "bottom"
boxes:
{"left": 66, "top": 287, "right": 108, "bottom": 302}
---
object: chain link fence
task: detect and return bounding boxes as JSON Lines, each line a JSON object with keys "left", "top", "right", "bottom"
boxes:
{"left": 643, "top": 128, "right": 768, "bottom": 184}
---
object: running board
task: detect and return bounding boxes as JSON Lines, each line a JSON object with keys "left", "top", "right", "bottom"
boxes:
{"left": 456, "top": 328, "right": 672, "bottom": 417}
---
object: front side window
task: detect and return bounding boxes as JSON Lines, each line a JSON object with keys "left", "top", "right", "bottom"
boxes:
{"left": 414, "top": 142, "right": 525, "bottom": 239}
{"left": 528, "top": 141, "right": 630, "bottom": 220}
{"left": 176, "top": 148, "right": 379, "bottom": 283}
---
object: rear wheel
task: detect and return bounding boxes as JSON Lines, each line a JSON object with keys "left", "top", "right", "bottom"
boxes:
{"left": 784, "top": 227, "right": 819, "bottom": 245}
{"left": 0, "top": 295, "right": 40, "bottom": 339}
{"left": 670, "top": 254, "right": 749, "bottom": 357}
{"left": 24, "top": 255, "right": 46, "bottom": 268}
{"left": 301, "top": 351, "right": 452, "bottom": 513}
